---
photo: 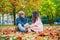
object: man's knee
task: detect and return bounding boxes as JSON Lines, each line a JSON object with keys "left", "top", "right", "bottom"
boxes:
{"left": 15, "top": 27, "right": 20, "bottom": 31}
{"left": 20, "top": 27, "right": 26, "bottom": 32}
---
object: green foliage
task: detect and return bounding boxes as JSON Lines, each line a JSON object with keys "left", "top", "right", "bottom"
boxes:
{"left": 39, "top": 0, "right": 60, "bottom": 25}
{"left": 0, "top": 35, "right": 8, "bottom": 40}
{"left": 40, "top": 0, "right": 56, "bottom": 17}
{"left": 12, "top": 37, "right": 18, "bottom": 40}
{"left": 0, "top": 35, "right": 18, "bottom": 40}
{"left": 0, "top": 3, "right": 2, "bottom": 8}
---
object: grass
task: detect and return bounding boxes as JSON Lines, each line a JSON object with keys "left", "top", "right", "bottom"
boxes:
{"left": 0, "top": 24, "right": 60, "bottom": 28}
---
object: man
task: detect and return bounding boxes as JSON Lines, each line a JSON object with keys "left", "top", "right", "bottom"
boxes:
{"left": 16, "top": 11, "right": 27, "bottom": 32}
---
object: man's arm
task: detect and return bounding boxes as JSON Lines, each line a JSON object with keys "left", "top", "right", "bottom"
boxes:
{"left": 16, "top": 18, "right": 25, "bottom": 26}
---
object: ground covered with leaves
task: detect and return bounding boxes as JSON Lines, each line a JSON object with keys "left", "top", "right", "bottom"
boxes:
{"left": 0, "top": 25, "right": 60, "bottom": 40}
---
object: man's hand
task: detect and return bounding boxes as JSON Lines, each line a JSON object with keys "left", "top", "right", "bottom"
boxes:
{"left": 24, "top": 23, "right": 30, "bottom": 28}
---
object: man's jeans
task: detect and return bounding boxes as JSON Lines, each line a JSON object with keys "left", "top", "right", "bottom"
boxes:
{"left": 17, "top": 24, "right": 26, "bottom": 32}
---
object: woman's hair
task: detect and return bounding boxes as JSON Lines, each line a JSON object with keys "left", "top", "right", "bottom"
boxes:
{"left": 32, "top": 11, "right": 39, "bottom": 23}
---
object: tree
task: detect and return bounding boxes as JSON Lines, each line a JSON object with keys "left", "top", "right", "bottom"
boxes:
{"left": 1, "top": 0, "right": 60, "bottom": 25}
{"left": 40, "top": 0, "right": 56, "bottom": 25}
{"left": 22, "top": 0, "right": 43, "bottom": 16}
{"left": 55, "top": 0, "right": 60, "bottom": 18}
{"left": 9, "top": 0, "right": 17, "bottom": 25}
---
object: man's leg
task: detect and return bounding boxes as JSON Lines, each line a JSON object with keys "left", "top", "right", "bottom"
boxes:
{"left": 17, "top": 24, "right": 26, "bottom": 32}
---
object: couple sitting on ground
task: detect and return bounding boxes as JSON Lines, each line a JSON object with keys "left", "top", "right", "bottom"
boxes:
{"left": 16, "top": 11, "right": 43, "bottom": 33}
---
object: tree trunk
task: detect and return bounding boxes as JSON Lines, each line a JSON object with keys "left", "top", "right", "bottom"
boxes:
{"left": 47, "top": 15, "right": 54, "bottom": 25}
{"left": 13, "top": 7, "right": 16, "bottom": 25}
{"left": 48, "top": 19, "right": 54, "bottom": 25}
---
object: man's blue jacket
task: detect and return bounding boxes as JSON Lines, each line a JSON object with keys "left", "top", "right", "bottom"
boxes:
{"left": 16, "top": 17, "right": 27, "bottom": 27}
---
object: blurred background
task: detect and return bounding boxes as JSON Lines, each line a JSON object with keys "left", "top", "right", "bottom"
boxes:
{"left": 0, "top": 0, "right": 60, "bottom": 26}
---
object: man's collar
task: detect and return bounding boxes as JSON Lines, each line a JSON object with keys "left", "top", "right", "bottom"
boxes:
{"left": 19, "top": 17, "right": 25, "bottom": 19}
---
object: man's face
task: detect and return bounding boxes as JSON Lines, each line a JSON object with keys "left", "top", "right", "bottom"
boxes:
{"left": 19, "top": 13, "right": 25, "bottom": 18}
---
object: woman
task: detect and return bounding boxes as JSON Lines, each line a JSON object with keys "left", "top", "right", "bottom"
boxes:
{"left": 25, "top": 11, "right": 43, "bottom": 32}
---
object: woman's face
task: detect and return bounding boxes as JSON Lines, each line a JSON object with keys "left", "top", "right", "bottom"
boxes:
{"left": 32, "top": 13, "right": 36, "bottom": 23}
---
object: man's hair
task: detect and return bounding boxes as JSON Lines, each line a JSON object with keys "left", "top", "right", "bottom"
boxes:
{"left": 18, "top": 11, "right": 25, "bottom": 14}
